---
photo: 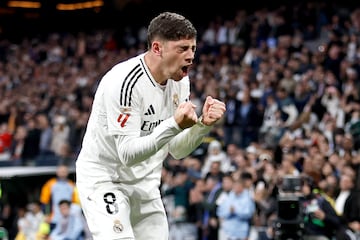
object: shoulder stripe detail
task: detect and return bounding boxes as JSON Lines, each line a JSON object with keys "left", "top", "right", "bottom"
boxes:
{"left": 140, "top": 58, "right": 156, "bottom": 87}
{"left": 120, "top": 64, "right": 142, "bottom": 106}
{"left": 128, "top": 70, "right": 143, "bottom": 106}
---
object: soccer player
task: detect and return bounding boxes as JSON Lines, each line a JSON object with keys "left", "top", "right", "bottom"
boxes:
{"left": 76, "top": 12, "right": 226, "bottom": 240}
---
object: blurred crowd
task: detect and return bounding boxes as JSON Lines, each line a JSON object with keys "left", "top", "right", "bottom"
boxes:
{"left": 1, "top": 1, "right": 360, "bottom": 239}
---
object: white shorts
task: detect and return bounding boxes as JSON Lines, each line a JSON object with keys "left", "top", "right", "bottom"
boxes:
{"left": 78, "top": 182, "right": 169, "bottom": 240}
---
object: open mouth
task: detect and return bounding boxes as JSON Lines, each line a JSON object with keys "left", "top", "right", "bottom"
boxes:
{"left": 181, "top": 66, "right": 189, "bottom": 75}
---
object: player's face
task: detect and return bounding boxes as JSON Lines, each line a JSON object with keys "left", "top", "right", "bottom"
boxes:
{"left": 162, "top": 38, "right": 196, "bottom": 81}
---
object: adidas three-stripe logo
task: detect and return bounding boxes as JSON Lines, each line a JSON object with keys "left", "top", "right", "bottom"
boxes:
{"left": 144, "top": 104, "right": 155, "bottom": 115}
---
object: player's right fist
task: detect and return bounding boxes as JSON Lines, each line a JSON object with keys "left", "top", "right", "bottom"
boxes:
{"left": 174, "top": 101, "right": 198, "bottom": 129}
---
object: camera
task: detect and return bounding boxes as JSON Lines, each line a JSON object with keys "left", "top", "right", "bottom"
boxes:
{"left": 273, "top": 195, "right": 304, "bottom": 240}
{"left": 273, "top": 176, "right": 305, "bottom": 240}
{"left": 280, "top": 175, "right": 302, "bottom": 193}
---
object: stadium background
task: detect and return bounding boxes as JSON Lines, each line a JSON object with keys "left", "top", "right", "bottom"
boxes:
{"left": 1, "top": 0, "right": 355, "bottom": 40}
{"left": 1, "top": 0, "right": 360, "bottom": 239}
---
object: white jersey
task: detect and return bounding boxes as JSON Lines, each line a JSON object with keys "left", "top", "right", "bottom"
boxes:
{"left": 76, "top": 53, "right": 211, "bottom": 199}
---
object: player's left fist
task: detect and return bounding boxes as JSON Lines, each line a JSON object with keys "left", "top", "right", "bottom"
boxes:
{"left": 201, "top": 96, "right": 226, "bottom": 126}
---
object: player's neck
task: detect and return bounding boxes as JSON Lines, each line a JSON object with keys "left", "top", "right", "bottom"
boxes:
{"left": 144, "top": 52, "right": 167, "bottom": 85}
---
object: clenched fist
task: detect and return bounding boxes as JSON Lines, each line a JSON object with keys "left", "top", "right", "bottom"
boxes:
{"left": 174, "top": 101, "right": 198, "bottom": 129}
{"left": 201, "top": 96, "right": 226, "bottom": 126}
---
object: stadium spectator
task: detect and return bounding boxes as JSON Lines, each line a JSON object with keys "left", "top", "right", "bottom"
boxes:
{"left": 341, "top": 187, "right": 360, "bottom": 240}
{"left": 39, "top": 164, "right": 80, "bottom": 231}
{"left": 188, "top": 178, "right": 207, "bottom": 240}
{"left": 216, "top": 177, "right": 255, "bottom": 240}
{"left": 300, "top": 176, "right": 342, "bottom": 240}
{"left": 15, "top": 201, "right": 45, "bottom": 240}
{"left": 335, "top": 173, "right": 355, "bottom": 217}
{"left": 201, "top": 140, "right": 227, "bottom": 178}
{"left": 48, "top": 199, "right": 85, "bottom": 240}
{"left": 201, "top": 175, "right": 222, "bottom": 240}
{"left": 35, "top": 113, "right": 57, "bottom": 166}
{"left": 215, "top": 172, "right": 234, "bottom": 240}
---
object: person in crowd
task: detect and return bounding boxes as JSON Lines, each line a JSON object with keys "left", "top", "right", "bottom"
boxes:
{"left": 21, "top": 117, "right": 41, "bottom": 166}
{"left": 216, "top": 172, "right": 234, "bottom": 240}
{"left": 237, "top": 88, "right": 262, "bottom": 148}
{"left": 201, "top": 139, "right": 228, "bottom": 178}
{"left": 48, "top": 199, "right": 85, "bottom": 240}
{"left": 14, "top": 206, "right": 27, "bottom": 240}
{"left": 9, "top": 125, "right": 28, "bottom": 166}
{"left": 188, "top": 178, "right": 207, "bottom": 240}
{"left": 223, "top": 88, "right": 242, "bottom": 147}
{"left": 201, "top": 175, "right": 222, "bottom": 240}
{"left": 301, "top": 176, "right": 342, "bottom": 240}
{"left": 341, "top": 185, "right": 360, "bottom": 240}
{"left": 35, "top": 113, "right": 58, "bottom": 166}
{"left": 27, "top": 201, "right": 46, "bottom": 240}
{"left": 216, "top": 177, "right": 255, "bottom": 240}
{"left": 164, "top": 166, "right": 196, "bottom": 240}
{"left": 40, "top": 164, "right": 80, "bottom": 231}
{"left": 15, "top": 201, "right": 45, "bottom": 240}
{"left": 335, "top": 173, "right": 355, "bottom": 217}
{"left": 252, "top": 180, "right": 277, "bottom": 240}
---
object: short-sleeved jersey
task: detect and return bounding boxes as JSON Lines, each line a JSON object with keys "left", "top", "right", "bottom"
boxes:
{"left": 76, "top": 53, "right": 190, "bottom": 199}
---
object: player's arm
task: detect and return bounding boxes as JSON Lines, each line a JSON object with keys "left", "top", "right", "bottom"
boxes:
{"left": 102, "top": 68, "right": 180, "bottom": 167}
{"left": 167, "top": 118, "right": 211, "bottom": 159}
{"left": 113, "top": 101, "right": 198, "bottom": 167}
{"left": 168, "top": 96, "right": 226, "bottom": 158}
{"left": 114, "top": 116, "right": 182, "bottom": 166}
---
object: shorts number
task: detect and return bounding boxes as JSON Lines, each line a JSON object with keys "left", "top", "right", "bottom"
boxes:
{"left": 103, "top": 192, "right": 119, "bottom": 214}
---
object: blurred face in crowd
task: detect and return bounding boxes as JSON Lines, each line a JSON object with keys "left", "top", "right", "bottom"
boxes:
{"left": 233, "top": 179, "right": 245, "bottom": 195}
{"left": 209, "top": 161, "right": 221, "bottom": 175}
{"left": 174, "top": 171, "right": 188, "bottom": 186}
{"left": 339, "top": 174, "right": 354, "bottom": 191}
{"left": 59, "top": 201, "right": 71, "bottom": 217}
{"left": 205, "top": 176, "right": 219, "bottom": 192}
{"left": 321, "top": 162, "right": 335, "bottom": 178}
{"left": 194, "top": 178, "right": 206, "bottom": 192}
{"left": 56, "top": 165, "right": 69, "bottom": 180}
{"left": 342, "top": 134, "right": 354, "bottom": 151}
{"left": 234, "top": 153, "right": 248, "bottom": 169}
{"left": 222, "top": 175, "right": 234, "bottom": 192}
{"left": 301, "top": 181, "right": 312, "bottom": 196}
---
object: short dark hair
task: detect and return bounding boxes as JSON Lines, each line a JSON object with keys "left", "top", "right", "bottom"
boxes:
{"left": 240, "top": 171, "right": 253, "bottom": 181}
{"left": 147, "top": 12, "right": 197, "bottom": 48}
{"left": 58, "top": 199, "right": 71, "bottom": 206}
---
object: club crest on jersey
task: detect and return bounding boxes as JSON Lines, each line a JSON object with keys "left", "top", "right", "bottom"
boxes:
{"left": 173, "top": 94, "right": 179, "bottom": 108}
{"left": 113, "top": 219, "right": 124, "bottom": 233}
{"left": 120, "top": 106, "right": 132, "bottom": 113}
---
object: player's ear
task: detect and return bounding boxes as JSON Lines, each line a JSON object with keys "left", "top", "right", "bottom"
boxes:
{"left": 151, "top": 41, "right": 162, "bottom": 55}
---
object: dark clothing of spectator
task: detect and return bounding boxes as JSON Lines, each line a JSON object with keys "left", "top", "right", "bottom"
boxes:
{"left": 21, "top": 128, "right": 41, "bottom": 165}
{"left": 341, "top": 190, "right": 360, "bottom": 239}
{"left": 301, "top": 192, "right": 342, "bottom": 239}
